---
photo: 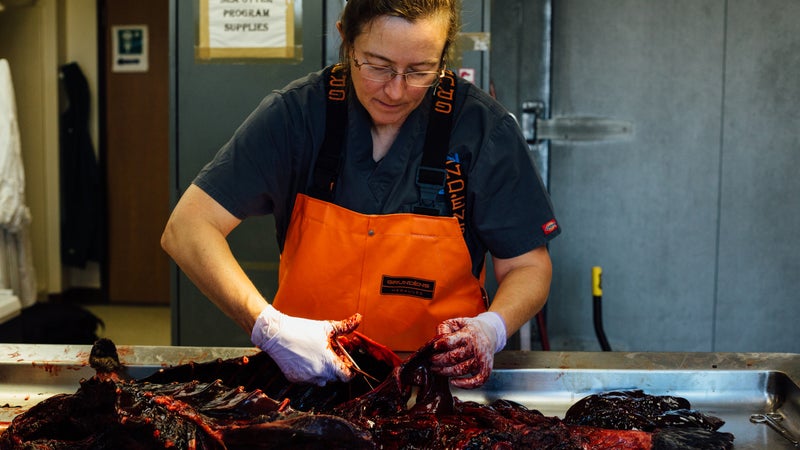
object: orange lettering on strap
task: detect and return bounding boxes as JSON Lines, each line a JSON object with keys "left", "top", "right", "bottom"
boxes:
{"left": 450, "top": 196, "right": 466, "bottom": 211}
{"left": 446, "top": 159, "right": 467, "bottom": 234}
{"left": 330, "top": 74, "right": 346, "bottom": 88}
{"left": 436, "top": 85, "right": 455, "bottom": 101}
{"left": 446, "top": 163, "right": 462, "bottom": 176}
{"left": 447, "top": 179, "right": 465, "bottom": 193}
{"left": 328, "top": 89, "right": 346, "bottom": 101}
{"left": 434, "top": 100, "right": 452, "bottom": 114}
{"left": 328, "top": 64, "right": 347, "bottom": 101}
{"left": 434, "top": 71, "right": 456, "bottom": 113}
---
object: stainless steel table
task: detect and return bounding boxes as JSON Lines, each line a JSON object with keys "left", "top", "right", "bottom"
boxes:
{"left": 1, "top": 344, "right": 798, "bottom": 448}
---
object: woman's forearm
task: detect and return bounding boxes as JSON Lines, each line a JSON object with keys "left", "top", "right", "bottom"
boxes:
{"left": 161, "top": 185, "right": 267, "bottom": 333}
{"left": 489, "top": 245, "right": 552, "bottom": 336}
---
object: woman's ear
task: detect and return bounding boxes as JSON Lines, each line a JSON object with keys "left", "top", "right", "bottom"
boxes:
{"left": 336, "top": 21, "right": 344, "bottom": 40}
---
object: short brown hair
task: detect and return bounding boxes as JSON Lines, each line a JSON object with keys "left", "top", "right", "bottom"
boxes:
{"left": 338, "top": 0, "right": 461, "bottom": 69}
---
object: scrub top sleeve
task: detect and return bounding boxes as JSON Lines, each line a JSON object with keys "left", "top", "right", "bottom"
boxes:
{"left": 193, "top": 92, "right": 299, "bottom": 220}
{"left": 471, "top": 113, "right": 560, "bottom": 260}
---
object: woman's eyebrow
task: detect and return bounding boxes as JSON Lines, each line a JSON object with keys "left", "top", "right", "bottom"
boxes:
{"left": 361, "top": 50, "right": 439, "bottom": 69}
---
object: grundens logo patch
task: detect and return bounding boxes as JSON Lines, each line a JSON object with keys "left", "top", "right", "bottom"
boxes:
{"left": 380, "top": 276, "right": 436, "bottom": 300}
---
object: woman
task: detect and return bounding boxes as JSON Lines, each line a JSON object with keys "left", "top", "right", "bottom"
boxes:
{"left": 161, "top": 0, "right": 559, "bottom": 389}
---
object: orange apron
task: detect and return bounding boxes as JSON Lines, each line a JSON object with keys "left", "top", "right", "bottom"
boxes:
{"left": 272, "top": 193, "right": 487, "bottom": 351}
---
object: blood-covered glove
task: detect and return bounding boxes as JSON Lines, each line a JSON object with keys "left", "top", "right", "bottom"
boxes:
{"left": 430, "top": 311, "right": 507, "bottom": 389}
{"left": 251, "top": 305, "right": 361, "bottom": 386}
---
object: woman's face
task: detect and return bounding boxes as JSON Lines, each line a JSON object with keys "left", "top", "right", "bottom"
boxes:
{"left": 347, "top": 13, "right": 448, "bottom": 129}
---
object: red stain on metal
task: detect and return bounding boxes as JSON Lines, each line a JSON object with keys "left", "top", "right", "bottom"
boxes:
{"left": 31, "top": 362, "right": 62, "bottom": 376}
{"left": 116, "top": 347, "right": 134, "bottom": 360}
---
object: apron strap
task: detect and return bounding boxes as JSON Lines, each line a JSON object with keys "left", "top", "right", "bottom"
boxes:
{"left": 309, "top": 64, "right": 348, "bottom": 202}
{"left": 311, "top": 66, "right": 464, "bottom": 229}
{"left": 414, "top": 70, "right": 458, "bottom": 216}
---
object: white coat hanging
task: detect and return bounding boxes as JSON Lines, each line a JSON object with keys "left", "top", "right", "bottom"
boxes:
{"left": 0, "top": 58, "right": 37, "bottom": 308}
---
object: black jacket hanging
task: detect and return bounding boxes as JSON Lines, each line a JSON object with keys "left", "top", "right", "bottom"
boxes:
{"left": 59, "top": 62, "right": 103, "bottom": 267}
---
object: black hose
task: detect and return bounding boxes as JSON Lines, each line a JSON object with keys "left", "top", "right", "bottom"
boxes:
{"left": 593, "top": 295, "right": 611, "bottom": 351}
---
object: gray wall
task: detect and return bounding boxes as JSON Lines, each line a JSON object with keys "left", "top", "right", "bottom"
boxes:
{"left": 544, "top": 0, "right": 800, "bottom": 352}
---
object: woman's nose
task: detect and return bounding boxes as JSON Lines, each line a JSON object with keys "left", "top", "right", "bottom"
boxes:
{"left": 382, "top": 74, "right": 407, "bottom": 98}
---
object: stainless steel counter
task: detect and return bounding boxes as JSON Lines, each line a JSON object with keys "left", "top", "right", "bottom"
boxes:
{"left": 1, "top": 344, "right": 798, "bottom": 448}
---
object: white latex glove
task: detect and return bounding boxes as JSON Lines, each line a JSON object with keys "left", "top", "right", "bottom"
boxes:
{"left": 430, "top": 311, "right": 507, "bottom": 389}
{"left": 250, "top": 305, "right": 361, "bottom": 386}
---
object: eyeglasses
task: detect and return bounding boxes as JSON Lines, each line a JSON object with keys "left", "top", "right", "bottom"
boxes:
{"left": 352, "top": 55, "right": 444, "bottom": 88}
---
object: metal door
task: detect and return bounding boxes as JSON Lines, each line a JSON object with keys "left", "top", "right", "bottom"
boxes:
{"left": 496, "top": 0, "right": 800, "bottom": 352}
{"left": 545, "top": 1, "right": 725, "bottom": 351}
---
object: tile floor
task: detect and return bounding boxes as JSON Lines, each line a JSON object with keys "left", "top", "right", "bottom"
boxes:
{"left": 83, "top": 304, "right": 171, "bottom": 346}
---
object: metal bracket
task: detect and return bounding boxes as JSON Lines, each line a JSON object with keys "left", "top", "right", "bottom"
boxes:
{"left": 521, "top": 101, "right": 544, "bottom": 144}
{"left": 522, "top": 100, "right": 634, "bottom": 144}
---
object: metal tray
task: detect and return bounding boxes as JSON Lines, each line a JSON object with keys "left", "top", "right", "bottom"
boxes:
{"left": 1, "top": 344, "right": 798, "bottom": 449}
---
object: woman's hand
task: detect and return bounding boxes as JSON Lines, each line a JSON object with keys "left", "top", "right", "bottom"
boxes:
{"left": 430, "top": 311, "right": 506, "bottom": 389}
{"left": 251, "top": 305, "right": 362, "bottom": 386}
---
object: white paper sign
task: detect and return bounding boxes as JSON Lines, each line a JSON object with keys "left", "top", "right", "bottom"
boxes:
{"left": 207, "top": 0, "right": 290, "bottom": 49}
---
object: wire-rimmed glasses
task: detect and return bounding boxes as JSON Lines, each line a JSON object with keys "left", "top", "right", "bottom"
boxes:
{"left": 352, "top": 55, "right": 444, "bottom": 88}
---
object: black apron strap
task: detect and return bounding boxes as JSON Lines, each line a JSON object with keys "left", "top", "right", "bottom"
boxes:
{"left": 311, "top": 67, "right": 464, "bottom": 229}
{"left": 309, "top": 64, "right": 348, "bottom": 201}
{"left": 414, "top": 70, "right": 458, "bottom": 216}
